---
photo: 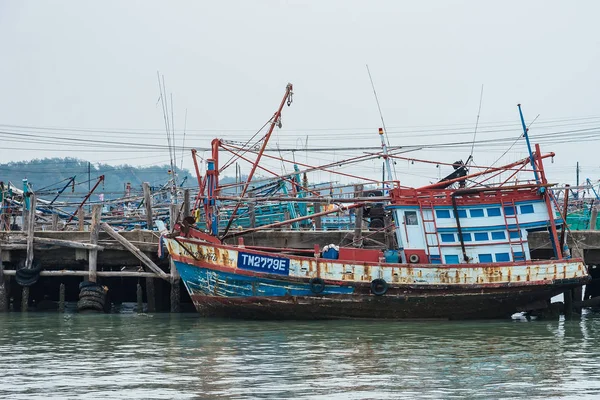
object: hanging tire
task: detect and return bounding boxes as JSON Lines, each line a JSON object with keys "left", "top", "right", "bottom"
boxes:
{"left": 409, "top": 254, "right": 420, "bottom": 263}
{"left": 15, "top": 260, "right": 42, "bottom": 287}
{"left": 77, "top": 298, "right": 105, "bottom": 312}
{"left": 309, "top": 277, "right": 325, "bottom": 294}
{"left": 79, "top": 281, "right": 100, "bottom": 290}
{"left": 371, "top": 278, "right": 388, "bottom": 296}
{"left": 80, "top": 285, "right": 107, "bottom": 296}
{"left": 79, "top": 290, "right": 106, "bottom": 304}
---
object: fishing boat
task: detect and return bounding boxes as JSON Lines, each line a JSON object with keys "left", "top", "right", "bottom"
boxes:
{"left": 164, "top": 83, "right": 590, "bottom": 319}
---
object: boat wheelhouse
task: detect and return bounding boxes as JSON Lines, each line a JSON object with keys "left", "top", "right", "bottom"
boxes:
{"left": 389, "top": 185, "right": 561, "bottom": 266}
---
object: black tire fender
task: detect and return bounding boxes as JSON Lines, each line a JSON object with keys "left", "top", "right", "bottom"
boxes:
{"left": 371, "top": 278, "right": 388, "bottom": 296}
{"left": 309, "top": 277, "right": 325, "bottom": 294}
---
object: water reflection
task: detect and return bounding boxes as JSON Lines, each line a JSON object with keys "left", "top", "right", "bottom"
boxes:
{"left": 0, "top": 311, "right": 599, "bottom": 399}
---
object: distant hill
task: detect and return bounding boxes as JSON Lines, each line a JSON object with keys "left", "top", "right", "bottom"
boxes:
{"left": 0, "top": 157, "right": 195, "bottom": 201}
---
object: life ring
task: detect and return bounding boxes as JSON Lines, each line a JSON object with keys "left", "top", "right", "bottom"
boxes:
{"left": 309, "top": 277, "right": 325, "bottom": 294}
{"left": 371, "top": 278, "right": 388, "bottom": 296}
{"left": 409, "top": 254, "right": 420, "bottom": 263}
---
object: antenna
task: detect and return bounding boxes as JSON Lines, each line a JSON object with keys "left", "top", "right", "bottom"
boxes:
{"left": 366, "top": 64, "right": 397, "bottom": 181}
{"left": 180, "top": 108, "right": 188, "bottom": 171}
{"left": 469, "top": 84, "right": 484, "bottom": 162}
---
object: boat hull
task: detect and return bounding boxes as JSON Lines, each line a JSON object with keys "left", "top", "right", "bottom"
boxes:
{"left": 166, "top": 237, "right": 590, "bottom": 320}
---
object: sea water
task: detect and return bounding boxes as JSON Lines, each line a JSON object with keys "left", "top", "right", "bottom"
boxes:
{"left": 0, "top": 310, "right": 599, "bottom": 399}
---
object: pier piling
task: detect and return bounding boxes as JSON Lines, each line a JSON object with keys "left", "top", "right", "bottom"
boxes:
{"left": 88, "top": 205, "right": 102, "bottom": 283}
{"left": 169, "top": 204, "right": 181, "bottom": 312}
{"left": 143, "top": 182, "right": 153, "bottom": 229}
{"left": 58, "top": 283, "right": 65, "bottom": 313}
{"left": 0, "top": 247, "right": 6, "bottom": 312}
{"left": 136, "top": 283, "right": 143, "bottom": 312}
{"left": 146, "top": 277, "right": 156, "bottom": 312}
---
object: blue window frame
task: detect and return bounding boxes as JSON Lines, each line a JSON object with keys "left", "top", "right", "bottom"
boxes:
{"left": 520, "top": 204, "right": 534, "bottom": 214}
{"left": 440, "top": 234, "right": 455, "bottom": 243}
{"left": 474, "top": 232, "right": 489, "bottom": 241}
{"left": 445, "top": 255, "right": 460, "bottom": 264}
{"left": 436, "top": 209, "right": 451, "bottom": 218}
{"left": 509, "top": 230, "right": 521, "bottom": 239}
{"left": 456, "top": 210, "right": 467, "bottom": 218}
{"left": 470, "top": 209, "right": 484, "bottom": 217}
{"left": 495, "top": 253, "right": 510, "bottom": 262}
{"left": 513, "top": 251, "right": 525, "bottom": 260}
{"left": 504, "top": 206, "right": 516, "bottom": 216}
{"left": 479, "top": 254, "right": 493, "bottom": 262}
{"left": 461, "top": 233, "right": 472, "bottom": 242}
{"left": 430, "top": 255, "right": 442, "bottom": 264}
{"left": 487, "top": 207, "right": 501, "bottom": 217}
{"left": 491, "top": 231, "right": 506, "bottom": 240}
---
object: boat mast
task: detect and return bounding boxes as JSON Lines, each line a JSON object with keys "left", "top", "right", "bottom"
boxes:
{"left": 379, "top": 127, "right": 394, "bottom": 189}
{"left": 220, "top": 83, "right": 294, "bottom": 238}
{"left": 517, "top": 104, "right": 542, "bottom": 190}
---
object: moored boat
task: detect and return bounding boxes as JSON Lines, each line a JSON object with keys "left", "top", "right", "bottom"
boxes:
{"left": 164, "top": 84, "right": 590, "bottom": 320}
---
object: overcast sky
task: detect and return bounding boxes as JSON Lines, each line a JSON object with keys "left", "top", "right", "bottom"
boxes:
{"left": 1, "top": 1, "right": 599, "bottom": 188}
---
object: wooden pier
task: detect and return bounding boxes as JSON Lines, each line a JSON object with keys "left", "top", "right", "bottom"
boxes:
{"left": 1, "top": 222, "right": 599, "bottom": 315}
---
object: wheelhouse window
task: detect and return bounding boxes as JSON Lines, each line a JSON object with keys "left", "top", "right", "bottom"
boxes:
{"left": 520, "top": 204, "right": 534, "bottom": 214}
{"left": 440, "top": 234, "right": 455, "bottom": 243}
{"left": 495, "top": 253, "right": 510, "bottom": 262}
{"left": 491, "top": 231, "right": 506, "bottom": 240}
{"left": 503, "top": 206, "right": 516, "bottom": 216}
{"left": 405, "top": 211, "right": 418, "bottom": 225}
{"left": 479, "top": 254, "right": 493, "bottom": 262}
{"left": 474, "top": 232, "right": 489, "bottom": 241}
{"left": 445, "top": 255, "right": 460, "bottom": 264}
{"left": 470, "top": 209, "right": 484, "bottom": 217}
{"left": 436, "top": 209, "right": 451, "bottom": 218}
{"left": 487, "top": 208, "right": 501, "bottom": 217}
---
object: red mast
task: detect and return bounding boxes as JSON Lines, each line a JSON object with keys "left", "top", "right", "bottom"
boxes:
{"left": 220, "top": 83, "right": 294, "bottom": 238}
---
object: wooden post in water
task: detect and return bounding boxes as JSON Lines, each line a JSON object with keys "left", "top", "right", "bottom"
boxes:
{"left": 78, "top": 208, "right": 85, "bottom": 231}
{"left": 145, "top": 277, "right": 156, "bottom": 312}
{"left": 571, "top": 247, "right": 584, "bottom": 314}
{"left": 21, "top": 193, "right": 37, "bottom": 312}
{"left": 353, "top": 185, "right": 364, "bottom": 247}
{"left": 564, "top": 288, "right": 573, "bottom": 319}
{"left": 183, "top": 189, "right": 191, "bottom": 219}
{"left": 51, "top": 214, "right": 59, "bottom": 230}
{"left": 58, "top": 283, "right": 65, "bottom": 313}
{"left": 590, "top": 207, "right": 598, "bottom": 230}
{"left": 25, "top": 193, "right": 36, "bottom": 269}
{"left": 313, "top": 203, "right": 322, "bottom": 230}
{"left": 143, "top": 183, "right": 157, "bottom": 312}
{"left": 136, "top": 283, "right": 143, "bottom": 313}
{"left": 248, "top": 202, "right": 256, "bottom": 228}
{"left": 0, "top": 247, "right": 6, "bottom": 312}
{"left": 88, "top": 204, "right": 102, "bottom": 283}
{"left": 142, "top": 182, "right": 153, "bottom": 230}
{"left": 169, "top": 204, "right": 181, "bottom": 313}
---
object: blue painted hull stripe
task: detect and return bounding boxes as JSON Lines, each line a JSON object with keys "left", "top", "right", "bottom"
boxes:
{"left": 175, "top": 261, "right": 354, "bottom": 298}
{"left": 436, "top": 220, "right": 562, "bottom": 233}
{"left": 387, "top": 200, "right": 545, "bottom": 210}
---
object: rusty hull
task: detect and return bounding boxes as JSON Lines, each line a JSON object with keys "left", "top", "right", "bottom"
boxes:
{"left": 165, "top": 237, "right": 590, "bottom": 320}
